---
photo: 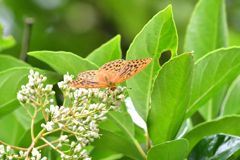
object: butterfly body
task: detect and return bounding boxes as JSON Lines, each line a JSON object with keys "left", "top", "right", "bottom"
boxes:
{"left": 67, "top": 58, "right": 152, "bottom": 90}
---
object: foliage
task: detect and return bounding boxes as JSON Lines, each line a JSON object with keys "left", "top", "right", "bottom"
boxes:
{"left": 1, "top": 0, "right": 240, "bottom": 159}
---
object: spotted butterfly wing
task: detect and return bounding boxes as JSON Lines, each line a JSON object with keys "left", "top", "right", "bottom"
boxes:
{"left": 67, "top": 70, "right": 108, "bottom": 88}
{"left": 67, "top": 58, "right": 152, "bottom": 89}
{"left": 114, "top": 58, "right": 152, "bottom": 84}
{"left": 98, "top": 59, "right": 126, "bottom": 81}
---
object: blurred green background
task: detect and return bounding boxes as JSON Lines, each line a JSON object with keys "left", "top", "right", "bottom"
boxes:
{"left": 0, "top": 0, "right": 240, "bottom": 69}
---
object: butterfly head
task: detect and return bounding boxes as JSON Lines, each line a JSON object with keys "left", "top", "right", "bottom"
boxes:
{"left": 108, "top": 81, "right": 116, "bottom": 91}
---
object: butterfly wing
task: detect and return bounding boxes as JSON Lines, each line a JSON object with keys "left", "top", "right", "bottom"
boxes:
{"left": 67, "top": 70, "right": 108, "bottom": 88}
{"left": 114, "top": 58, "right": 152, "bottom": 84}
{"left": 99, "top": 59, "right": 126, "bottom": 80}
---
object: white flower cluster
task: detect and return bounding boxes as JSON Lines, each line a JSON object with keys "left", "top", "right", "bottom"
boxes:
{"left": 31, "top": 148, "right": 47, "bottom": 160}
{"left": 0, "top": 145, "right": 46, "bottom": 160}
{"left": 41, "top": 74, "right": 126, "bottom": 159}
{"left": 17, "top": 69, "right": 55, "bottom": 105}
{"left": 0, "top": 145, "right": 18, "bottom": 159}
{"left": 15, "top": 71, "right": 127, "bottom": 160}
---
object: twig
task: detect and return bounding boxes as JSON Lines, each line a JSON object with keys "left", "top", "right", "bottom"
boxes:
{"left": 20, "top": 17, "right": 34, "bottom": 61}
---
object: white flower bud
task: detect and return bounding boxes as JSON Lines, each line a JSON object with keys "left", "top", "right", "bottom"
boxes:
{"left": 57, "top": 81, "right": 64, "bottom": 89}
{"left": 30, "top": 69, "right": 34, "bottom": 75}
{"left": 42, "top": 76, "right": 47, "bottom": 82}
{"left": 19, "top": 150, "right": 24, "bottom": 157}
{"left": 46, "top": 84, "right": 53, "bottom": 91}
{"left": 98, "top": 103, "right": 106, "bottom": 110}
{"left": 17, "top": 93, "right": 24, "bottom": 101}
{"left": 6, "top": 146, "right": 11, "bottom": 152}
{"left": 80, "top": 149, "right": 87, "bottom": 155}
{"left": 101, "top": 117, "right": 107, "bottom": 121}
{"left": 64, "top": 74, "right": 72, "bottom": 82}
{"left": 71, "top": 141, "right": 76, "bottom": 148}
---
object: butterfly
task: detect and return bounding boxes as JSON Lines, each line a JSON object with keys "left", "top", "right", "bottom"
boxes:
{"left": 67, "top": 58, "right": 152, "bottom": 90}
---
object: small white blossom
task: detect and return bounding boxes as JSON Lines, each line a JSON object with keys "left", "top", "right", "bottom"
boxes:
{"left": 6, "top": 146, "right": 11, "bottom": 152}
{"left": 57, "top": 81, "right": 64, "bottom": 89}
{"left": 59, "top": 135, "right": 69, "bottom": 143}
{"left": 31, "top": 148, "right": 41, "bottom": 159}
{"left": 17, "top": 93, "right": 24, "bottom": 101}
{"left": 45, "top": 84, "right": 53, "bottom": 91}
{"left": 74, "top": 144, "right": 82, "bottom": 153}
{"left": 71, "top": 141, "right": 76, "bottom": 148}
{"left": 64, "top": 74, "right": 72, "bottom": 82}
{"left": 42, "top": 121, "right": 54, "bottom": 132}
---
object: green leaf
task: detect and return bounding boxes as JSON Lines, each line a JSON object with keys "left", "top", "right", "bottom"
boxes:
{"left": 126, "top": 5, "right": 178, "bottom": 121}
{"left": 184, "top": 0, "right": 228, "bottom": 61}
{"left": 189, "top": 134, "right": 240, "bottom": 160}
{"left": 28, "top": 51, "right": 98, "bottom": 77}
{"left": 221, "top": 76, "right": 240, "bottom": 116}
{"left": 106, "top": 102, "right": 135, "bottom": 140}
{"left": 183, "top": 115, "right": 240, "bottom": 156}
{"left": 91, "top": 129, "right": 144, "bottom": 160}
{"left": 90, "top": 148, "right": 124, "bottom": 160}
{"left": 86, "top": 35, "right": 122, "bottom": 67}
{"left": 198, "top": 85, "right": 228, "bottom": 121}
{"left": 0, "top": 23, "right": 16, "bottom": 52}
{"left": 0, "top": 67, "right": 62, "bottom": 118}
{"left": 0, "top": 55, "right": 31, "bottom": 72}
{"left": 0, "top": 108, "right": 25, "bottom": 146}
{"left": 147, "top": 53, "right": 194, "bottom": 144}
{"left": 186, "top": 47, "right": 240, "bottom": 119}
{"left": 147, "top": 139, "right": 189, "bottom": 160}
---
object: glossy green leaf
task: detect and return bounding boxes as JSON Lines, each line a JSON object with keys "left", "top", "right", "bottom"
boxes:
{"left": 91, "top": 129, "right": 144, "bottom": 160}
{"left": 0, "top": 55, "right": 31, "bottom": 72}
{"left": 0, "top": 23, "right": 15, "bottom": 52}
{"left": 147, "top": 139, "right": 189, "bottom": 160}
{"left": 28, "top": 51, "right": 98, "bottom": 77}
{"left": 183, "top": 115, "right": 240, "bottom": 156}
{"left": 0, "top": 67, "right": 62, "bottom": 118}
{"left": 186, "top": 47, "right": 240, "bottom": 119}
{"left": 221, "top": 76, "right": 240, "bottom": 116}
{"left": 86, "top": 35, "right": 122, "bottom": 67}
{"left": 148, "top": 53, "right": 194, "bottom": 144}
{"left": 189, "top": 134, "right": 240, "bottom": 160}
{"left": 184, "top": 0, "right": 228, "bottom": 61}
{"left": 126, "top": 5, "right": 178, "bottom": 121}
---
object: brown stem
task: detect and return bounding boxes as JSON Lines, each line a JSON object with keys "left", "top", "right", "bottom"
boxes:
{"left": 20, "top": 17, "right": 34, "bottom": 61}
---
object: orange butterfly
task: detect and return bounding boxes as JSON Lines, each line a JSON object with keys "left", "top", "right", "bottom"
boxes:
{"left": 67, "top": 58, "right": 152, "bottom": 90}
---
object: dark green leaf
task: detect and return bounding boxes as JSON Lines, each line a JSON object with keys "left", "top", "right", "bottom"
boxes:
{"left": 183, "top": 115, "right": 240, "bottom": 156}
{"left": 189, "top": 134, "right": 240, "bottom": 160}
